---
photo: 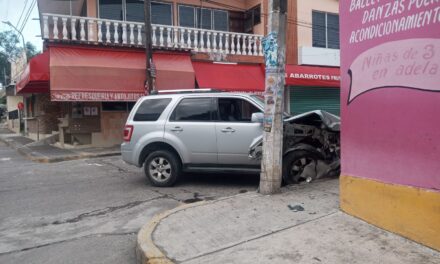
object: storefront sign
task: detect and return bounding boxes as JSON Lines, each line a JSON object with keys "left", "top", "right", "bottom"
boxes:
{"left": 51, "top": 91, "right": 145, "bottom": 102}
{"left": 284, "top": 65, "right": 340, "bottom": 87}
{"left": 345, "top": 0, "right": 440, "bottom": 103}
{"left": 341, "top": 0, "right": 440, "bottom": 189}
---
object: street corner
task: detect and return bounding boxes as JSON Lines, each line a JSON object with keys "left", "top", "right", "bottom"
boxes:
{"left": 136, "top": 200, "right": 210, "bottom": 264}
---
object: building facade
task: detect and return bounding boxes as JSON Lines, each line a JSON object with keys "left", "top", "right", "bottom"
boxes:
{"left": 16, "top": 0, "right": 340, "bottom": 147}
{"left": 339, "top": 0, "right": 440, "bottom": 250}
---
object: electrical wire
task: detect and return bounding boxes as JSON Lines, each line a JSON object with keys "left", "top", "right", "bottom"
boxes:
{"left": 19, "top": 0, "right": 37, "bottom": 33}
{"left": 16, "top": 0, "right": 29, "bottom": 29}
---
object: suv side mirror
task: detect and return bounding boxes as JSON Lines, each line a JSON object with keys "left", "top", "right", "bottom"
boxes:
{"left": 251, "top": 112, "right": 264, "bottom": 123}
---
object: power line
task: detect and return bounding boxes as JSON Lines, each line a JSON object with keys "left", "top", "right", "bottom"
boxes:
{"left": 16, "top": 0, "right": 29, "bottom": 29}
{"left": 19, "top": 0, "right": 37, "bottom": 33}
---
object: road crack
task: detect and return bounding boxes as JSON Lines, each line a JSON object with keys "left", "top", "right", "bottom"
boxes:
{"left": 0, "top": 232, "right": 137, "bottom": 256}
{"left": 48, "top": 195, "right": 167, "bottom": 225}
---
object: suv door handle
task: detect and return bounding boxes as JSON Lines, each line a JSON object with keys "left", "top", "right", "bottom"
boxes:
{"left": 221, "top": 127, "right": 235, "bottom": 133}
{"left": 171, "top": 127, "right": 183, "bottom": 132}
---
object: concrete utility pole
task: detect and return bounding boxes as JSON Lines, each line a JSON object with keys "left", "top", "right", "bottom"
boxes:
{"left": 144, "top": 0, "right": 155, "bottom": 94}
{"left": 259, "top": 0, "right": 287, "bottom": 195}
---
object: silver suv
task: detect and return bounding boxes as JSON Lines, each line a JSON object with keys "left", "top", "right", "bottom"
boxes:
{"left": 121, "top": 92, "right": 265, "bottom": 187}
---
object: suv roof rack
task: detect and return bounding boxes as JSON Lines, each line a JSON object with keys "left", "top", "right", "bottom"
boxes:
{"left": 151, "top": 89, "right": 223, "bottom": 95}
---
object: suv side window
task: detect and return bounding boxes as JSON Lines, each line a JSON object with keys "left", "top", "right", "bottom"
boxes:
{"left": 217, "top": 98, "right": 260, "bottom": 122}
{"left": 133, "top": 98, "right": 172, "bottom": 121}
{"left": 171, "top": 98, "right": 213, "bottom": 122}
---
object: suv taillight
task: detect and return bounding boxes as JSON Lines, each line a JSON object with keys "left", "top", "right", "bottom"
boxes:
{"left": 123, "top": 125, "right": 134, "bottom": 142}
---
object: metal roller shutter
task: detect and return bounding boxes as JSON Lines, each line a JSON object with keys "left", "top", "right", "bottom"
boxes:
{"left": 289, "top": 87, "right": 340, "bottom": 115}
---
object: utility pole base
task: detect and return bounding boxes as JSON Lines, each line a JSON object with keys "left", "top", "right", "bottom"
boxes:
{"left": 259, "top": 177, "right": 282, "bottom": 195}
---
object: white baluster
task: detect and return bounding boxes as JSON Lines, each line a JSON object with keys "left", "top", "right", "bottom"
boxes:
{"left": 137, "top": 24, "right": 142, "bottom": 45}
{"left": 122, "top": 22, "right": 127, "bottom": 44}
{"left": 105, "top": 22, "right": 111, "bottom": 43}
{"left": 180, "top": 28, "right": 185, "bottom": 47}
{"left": 258, "top": 36, "right": 263, "bottom": 56}
{"left": 187, "top": 29, "right": 193, "bottom": 48}
{"left": 173, "top": 27, "right": 178, "bottom": 47}
{"left": 218, "top": 33, "right": 224, "bottom": 53}
{"left": 252, "top": 36, "right": 258, "bottom": 56}
{"left": 129, "top": 24, "right": 135, "bottom": 45}
{"left": 80, "top": 19, "right": 86, "bottom": 41}
{"left": 247, "top": 36, "right": 252, "bottom": 56}
{"left": 53, "top": 16, "right": 59, "bottom": 40}
{"left": 61, "top": 17, "right": 68, "bottom": 40}
{"left": 166, "top": 27, "right": 171, "bottom": 47}
{"left": 225, "top": 33, "right": 229, "bottom": 54}
{"left": 212, "top": 32, "right": 217, "bottom": 52}
{"left": 242, "top": 35, "right": 247, "bottom": 55}
{"left": 97, "top": 21, "right": 103, "bottom": 42}
{"left": 159, "top": 27, "right": 164, "bottom": 47}
{"left": 230, "top": 34, "right": 235, "bottom": 55}
{"left": 206, "top": 32, "right": 211, "bottom": 52}
{"left": 152, "top": 25, "right": 157, "bottom": 46}
{"left": 71, "top": 18, "right": 77, "bottom": 40}
{"left": 199, "top": 31, "right": 205, "bottom": 52}
{"left": 193, "top": 29, "right": 199, "bottom": 51}
{"left": 114, "top": 22, "right": 119, "bottom": 43}
{"left": 88, "top": 19, "right": 94, "bottom": 41}
{"left": 236, "top": 35, "right": 241, "bottom": 55}
{"left": 43, "top": 15, "right": 49, "bottom": 39}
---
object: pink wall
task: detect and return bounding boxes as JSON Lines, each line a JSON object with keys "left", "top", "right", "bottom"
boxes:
{"left": 340, "top": 1, "right": 440, "bottom": 191}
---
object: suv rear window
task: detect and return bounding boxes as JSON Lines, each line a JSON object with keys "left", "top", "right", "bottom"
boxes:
{"left": 133, "top": 98, "right": 171, "bottom": 121}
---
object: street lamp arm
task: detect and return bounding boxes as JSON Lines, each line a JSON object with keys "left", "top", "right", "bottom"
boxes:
{"left": 2, "top": 21, "right": 28, "bottom": 62}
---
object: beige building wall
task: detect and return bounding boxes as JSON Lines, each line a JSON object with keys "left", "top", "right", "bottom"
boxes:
{"left": 6, "top": 96, "right": 23, "bottom": 133}
{"left": 92, "top": 111, "right": 129, "bottom": 147}
{"left": 297, "top": 0, "right": 339, "bottom": 48}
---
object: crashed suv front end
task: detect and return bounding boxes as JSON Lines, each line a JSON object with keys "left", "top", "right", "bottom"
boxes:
{"left": 249, "top": 110, "right": 341, "bottom": 183}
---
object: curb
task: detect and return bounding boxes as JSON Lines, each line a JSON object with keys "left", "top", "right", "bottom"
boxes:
{"left": 1, "top": 135, "right": 120, "bottom": 163}
{"left": 20, "top": 150, "right": 121, "bottom": 163}
{"left": 136, "top": 192, "right": 257, "bottom": 264}
{"left": 136, "top": 201, "right": 206, "bottom": 264}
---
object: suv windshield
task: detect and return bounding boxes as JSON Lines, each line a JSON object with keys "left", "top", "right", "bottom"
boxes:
{"left": 249, "top": 95, "right": 291, "bottom": 118}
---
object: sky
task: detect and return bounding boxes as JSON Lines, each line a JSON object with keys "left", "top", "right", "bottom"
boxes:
{"left": 0, "top": 0, "right": 42, "bottom": 52}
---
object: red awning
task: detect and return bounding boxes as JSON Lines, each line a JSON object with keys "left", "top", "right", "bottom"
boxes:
{"left": 16, "top": 51, "right": 50, "bottom": 94}
{"left": 285, "top": 65, "right": 340, "bottom": 88}
{"left": 50, "top": 46, "right": 146, "bottom": 101}
{"left": 193, "top": 62, "right": 265, "bottom": 93}
{"left": 153, "top": 53, "right": 195, "bottom": 90}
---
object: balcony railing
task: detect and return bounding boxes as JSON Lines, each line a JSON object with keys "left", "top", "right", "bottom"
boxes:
{"left": 42, "top": 13, "right": 264, "bottom": 56}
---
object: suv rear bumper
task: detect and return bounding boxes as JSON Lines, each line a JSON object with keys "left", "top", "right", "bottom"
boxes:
{"left": 121, "top": 143, "right": 139, "bottom": 167}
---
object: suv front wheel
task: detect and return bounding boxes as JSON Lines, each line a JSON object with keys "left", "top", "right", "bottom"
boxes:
{"left": 144, "top": 150, "right": 181, "bottom": 187}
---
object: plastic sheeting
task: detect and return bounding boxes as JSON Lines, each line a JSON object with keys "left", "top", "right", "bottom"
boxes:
{"left": 16, "top": 51, "right": 50, "bottom": 94}
{"left": 50, "top": 46, "right": 146, "bottom": 101}
{"left": 193, "top": 62, "right": 265, "bottom": 93}
{"left": 152, "top": 53, "right": 195, "bottom": 90}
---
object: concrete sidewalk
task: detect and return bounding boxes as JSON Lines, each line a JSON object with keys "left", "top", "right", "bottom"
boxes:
{"left": 0, "top": 126, "right": 120, "bottom": 163}
{"left": 138, "top": 178, "right": 440, "bottom": 264}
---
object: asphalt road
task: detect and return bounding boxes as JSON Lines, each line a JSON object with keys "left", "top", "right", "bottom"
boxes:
{"left": 0, "top": 141, "right": 259, "bottom": 264}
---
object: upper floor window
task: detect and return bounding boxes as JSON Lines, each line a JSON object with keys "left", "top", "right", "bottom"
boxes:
{"left": 178, "top": 5, "right": 228, "bottom": 31}
{"left": 151, "top": 2, "right": 173, "bottom": 25}
{"left": 126, "top": 0, "right": 144, "bottom": 22}
{"left": 99, "top": 0, "right": 123, "bottom": 20}
{"left": 99, "top": 0, "right": 173, "bottom": 25}
{"left": 244, "top": 5, "right": 261, "bottom": 33}
{"left": 312, "top": 11, "right": 339, "bottom": 49}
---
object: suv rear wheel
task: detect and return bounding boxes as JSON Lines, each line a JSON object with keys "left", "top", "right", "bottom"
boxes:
{"left": 144, "top": 150, "right": 181, "bottom": 187}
